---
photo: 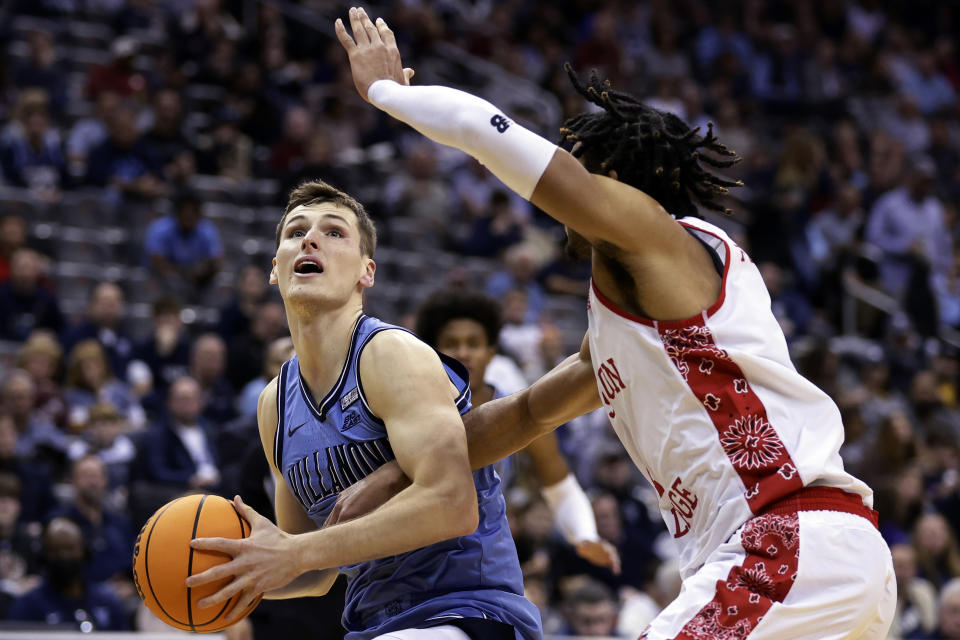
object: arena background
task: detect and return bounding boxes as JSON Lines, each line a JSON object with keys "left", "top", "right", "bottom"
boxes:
{"left": 0, "top": 0, "right": 958, "bottom": 638}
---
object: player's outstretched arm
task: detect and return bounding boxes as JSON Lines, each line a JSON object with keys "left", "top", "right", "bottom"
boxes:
{"left": 335, "top": 7, "right": 680, "bottom": 254}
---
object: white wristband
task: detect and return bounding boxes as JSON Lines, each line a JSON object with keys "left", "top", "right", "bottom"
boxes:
{"left": 367, "top": 80, "right": 557, "bottom": 200}
{"left": 541, "top": 473, "right": 599, "bottom": 545}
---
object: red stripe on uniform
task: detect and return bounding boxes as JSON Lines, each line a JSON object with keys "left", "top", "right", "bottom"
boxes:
{"left": 672, "top": 513, "right": 801, "bottom": 640}
{"left": 657, "top": 318, "right": 803, "bottom": 513}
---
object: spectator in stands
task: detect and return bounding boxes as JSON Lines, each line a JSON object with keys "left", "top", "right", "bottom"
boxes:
{"left": 66, "top": 90, "right": 118, "bottom": 181}
{"left": 0, "top": 89, "right": 68, "bottom": 194}
{"left": 238, "top": 336, "right": 293, "bottom": 418}
{"left": 0, "top": 248, "right": 62, "bottom": 342}
{"left": 17, "top": 330, "right": 66, "bottom": 429}
{"left": 64, "top": 340, "right": 144, "bottom": 431}
{"left": 889, "top": 543, "right": 938, "bottom": 639}
{"left": 0, "top": 473, "right": 41, "bottom": 616}
{"left": 281, "top": 131, "right": 349, "bottom": 199}
{"left": 143, "top": 88, "right": 195, "bottom": 185}
{"left": 85, "top": 36, "right": 147, "bottom": 100}
{"left": 85, "top": 100, "right": 167, "bottom": 200}
{"left": 382, "top": 142, "right": 452, "bottom": 235}
{"left": 865, "top": 156, "right": 950, "bottom": 298}
{"left": 226, "top": 300, "right": 287, "bottom": 391}
{"left": 130, "top": 297, "right": 191, "bottom": 403}
{"left": 62, "top": 282, "right": 134, "bottom": 382}
{"left": 188, "top": 333, "right": 235, "bottom": 425}
{"left": 12, "top": 29, "right": 67, "bottom": 117}
{"left": 913, "top": 577, "right": 960, "bottom": 640}
{"left": 269, "top": 105, "right": 312, "bottom": 176}
{"left": 908, "top": 369, "right": 960, "bottom": 440}
{"left": 896, "top": 51, "right": 957, "bottom": 116}
{"left": 140, "top": 376, "right": 220, "bottom": 492}
{"left": 66, "top": 403, "right": 136, "bottom": 491}
{"left": 50, "top": 455, "right": 133, "bottom": 590}
{"left": 758, "top": 261, "right": 814, "bottom": 339}
{"left": 7, "top": 517, "right": 129, "bottom": 630}
{"left": 913, "top": 512, "right": 960, "bottom": 589}
{"left": 217, "top": 264, "right": 268, "bottom": 342}
{"left": 0, "top": 415, "right": 55, "bottom": 526}
{"left": 0, "top": 213, "right": 27, "bottom": 283}
{"left": 459, "top": 190, "right": 525, "bottom": 257}
{"left": 486, "top": 243, "right": 547, "bottom": 323}
{"left": 196, "top": 105, "right": 253, "bottom": 181}
{"left": 144, "top": 190, "right": 223, "bottom": 295}
{"left": 559, "top": 578, "right": 620, "bottom": 638}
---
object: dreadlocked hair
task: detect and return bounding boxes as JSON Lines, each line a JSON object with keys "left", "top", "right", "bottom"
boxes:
{"left": 561, "top": 64, "right": 743, "bottom": 217}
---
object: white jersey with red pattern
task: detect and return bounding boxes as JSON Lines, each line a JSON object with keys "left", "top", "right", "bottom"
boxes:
{"left": 586, "top": 216, "right": 871, "bottom": 579}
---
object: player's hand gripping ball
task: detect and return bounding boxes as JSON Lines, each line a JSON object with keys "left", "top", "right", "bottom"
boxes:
{"left": 132, "top": 494, "right": 262, "bottom": 632}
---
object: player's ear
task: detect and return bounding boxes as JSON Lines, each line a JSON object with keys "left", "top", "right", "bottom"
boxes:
{"left": 269, "top": 258, "right": 279, "bottom": 285}
{"left": 359, "top": 258, "right": 375, "bottom": 289}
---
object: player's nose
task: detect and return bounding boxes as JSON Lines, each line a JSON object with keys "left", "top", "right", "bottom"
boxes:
{"left": 301, "top": 227, "right": 321, "bottom": 250}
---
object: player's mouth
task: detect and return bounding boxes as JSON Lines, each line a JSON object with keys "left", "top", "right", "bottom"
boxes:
{"left": 293, "top": 256, "right": 324, "bottom": 277}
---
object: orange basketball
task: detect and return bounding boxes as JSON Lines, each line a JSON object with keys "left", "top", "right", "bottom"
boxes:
{"left": 132, "top": 494, "right": 262, "bottom": 632}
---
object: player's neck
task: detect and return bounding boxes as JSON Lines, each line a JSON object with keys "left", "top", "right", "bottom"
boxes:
{"left": 289, "top": 303, "right": 364, "bottom": 400}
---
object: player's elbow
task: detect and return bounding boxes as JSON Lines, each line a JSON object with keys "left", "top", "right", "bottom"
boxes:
{"left": 448, "top": 487, "right": 479, "bottom": 538}
{"left": 436, "top": 476, "right": 479, "bottom": 538}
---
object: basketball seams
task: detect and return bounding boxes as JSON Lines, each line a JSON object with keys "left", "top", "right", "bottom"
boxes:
{"left": 186, "top": 494, "right": 208, "bottom": 632}
{"left": 141, "top": 499, "right": 191, "bottom": 628}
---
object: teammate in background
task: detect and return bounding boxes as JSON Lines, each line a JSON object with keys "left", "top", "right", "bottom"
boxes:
{"left": 333, "top": 8, "right": 895, "bottom": 638}
{"left": 417, "top": 289, "right": 617, "bottom": 571}
{"left": 188, "top": 180, "right": 540, "bottom": 640}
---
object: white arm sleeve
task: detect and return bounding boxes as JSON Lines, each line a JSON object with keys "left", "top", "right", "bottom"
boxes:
{"left": 541, "top": 472, "right": 599, "bottom": 545}
{"left": 367, "top": 80, "right": 558, "bottom": 200}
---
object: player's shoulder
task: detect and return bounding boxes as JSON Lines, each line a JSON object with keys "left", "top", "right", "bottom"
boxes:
{"left": 358, "top": 328, "right": 444, "bottom": 383}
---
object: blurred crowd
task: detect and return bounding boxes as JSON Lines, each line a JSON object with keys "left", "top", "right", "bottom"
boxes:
{"left": 0, "top": 0, "right": 960, "bottom": 638}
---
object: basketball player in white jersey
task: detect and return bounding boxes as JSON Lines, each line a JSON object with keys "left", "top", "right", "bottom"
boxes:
{"left": 333, "top": 8, "right": 895, "bottom": 639}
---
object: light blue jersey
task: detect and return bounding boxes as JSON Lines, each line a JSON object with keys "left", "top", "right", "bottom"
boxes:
{"left": 273, "top": 314, "right": 541, "bottom": 640}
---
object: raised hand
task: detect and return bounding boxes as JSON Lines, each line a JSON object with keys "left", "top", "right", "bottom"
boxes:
{"left": 335, "top": 7, "right": 414, "bottom": 101}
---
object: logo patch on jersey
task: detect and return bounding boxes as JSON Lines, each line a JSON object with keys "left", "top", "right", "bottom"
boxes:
{"left": 340, "top": 387, "right": 359, "bottom": 410}
{"left": 342, "top": 411, "right": 361, "bottom": 431}
{"left": 596, "top": 358, "right": 625, "bottom": 419}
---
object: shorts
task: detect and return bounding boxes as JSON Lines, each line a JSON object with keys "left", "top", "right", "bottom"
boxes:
{"left": 642, "top": 487, "right": 896, "bottom": 640}
{"left": 373, "top": 617, "right": 517, "bottom": 640}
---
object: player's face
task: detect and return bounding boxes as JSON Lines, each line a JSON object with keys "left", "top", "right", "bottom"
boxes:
{"left": 435, "top": 318, "right": 495, "bottom": 391}
{"left": 270, "top": 203, "right": 375, "bottom": 311}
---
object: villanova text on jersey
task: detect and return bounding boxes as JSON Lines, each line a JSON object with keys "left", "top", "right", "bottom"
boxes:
{"left": 274, "top": 315, "right": 541, "bottom": 640}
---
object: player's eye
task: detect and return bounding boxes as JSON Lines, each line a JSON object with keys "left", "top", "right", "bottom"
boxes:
{"left": 290, "top": 229, "right": 305, "bottom": 238}
{"left": 328, "top": 229, "right": 344, "bottom": 238}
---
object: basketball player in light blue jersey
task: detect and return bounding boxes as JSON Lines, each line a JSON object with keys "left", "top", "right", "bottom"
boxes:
{"left": 187, "top": 180, "right": 541, "bottom": 640}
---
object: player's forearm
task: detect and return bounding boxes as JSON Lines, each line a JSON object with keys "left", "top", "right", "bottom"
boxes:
{"left": 367, "top": 80, "right": 557, "bottom": 201}
{"left": 462, "top": 353, "right": 601, "bottom": 469}
{"left": 263, "top": 568, "right": 338, "bottom": 599}
{"left": 291, "top": 478, "right": 478, "bottom": 572}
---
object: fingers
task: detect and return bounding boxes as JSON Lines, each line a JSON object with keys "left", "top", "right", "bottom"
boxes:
{"left": 334, "top": 18, "right": 356, "bottom": 52}
{"left": 403, "top": 67, "right": 415, "bottom": 84}
{"left": 224, "top": 589, "right": 260, "bottom": 624}
{"left": 348, "top": 7, "right": 368, "bottom": 45}
{"left": 377, "top": 16, "right": 396, "bottom": 47}
{"left": 191, "top": 536, "right": 241, "bottom": 554}
{"left": 187, "top": 562, "right": 236, "bottom": 588}
{"left": 233, "top": 495, "right": 266, "bottom": 527}
{"left": 197, "top": 577, "right": 247, "bottom": 609}
{"left": 358, "top": 8, "right": 381, "bottom": 45}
